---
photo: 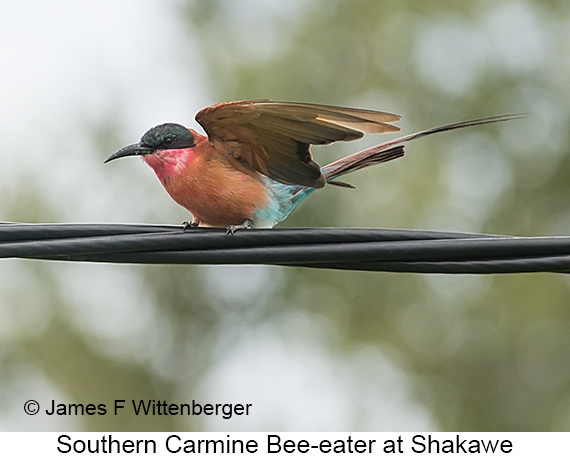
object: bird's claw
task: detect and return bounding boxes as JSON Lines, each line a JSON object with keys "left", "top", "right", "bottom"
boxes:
{"left": 182, "top": 220, "right": 199, "bottom": 230}
{"left": 225, "top": 219, "right": 253, "bottom": 236}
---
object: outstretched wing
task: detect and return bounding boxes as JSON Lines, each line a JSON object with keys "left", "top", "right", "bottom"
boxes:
{"left": 195, "top": 100, "right": 400, "bottom": 188}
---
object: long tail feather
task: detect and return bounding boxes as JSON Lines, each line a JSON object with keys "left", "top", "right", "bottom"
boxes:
{"left": 323, "top": 114, "right": 523, "bottom": 182}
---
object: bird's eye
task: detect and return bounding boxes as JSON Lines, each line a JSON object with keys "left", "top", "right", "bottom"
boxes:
{"left": 164, "top": 137, "right": 174, "bottom": 146}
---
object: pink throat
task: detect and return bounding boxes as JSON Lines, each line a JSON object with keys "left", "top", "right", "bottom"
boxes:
{"left": 141, "top": 148, "right": 195, "bottom": 179}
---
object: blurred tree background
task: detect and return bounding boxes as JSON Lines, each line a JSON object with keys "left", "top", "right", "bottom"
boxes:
{"left": 1, "top": 0, "right": 570, "bottom": 431}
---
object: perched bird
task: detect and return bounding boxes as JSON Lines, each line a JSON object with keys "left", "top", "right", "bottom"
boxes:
{"left": 105, "top": 100, "right": 518, "bottom": 230}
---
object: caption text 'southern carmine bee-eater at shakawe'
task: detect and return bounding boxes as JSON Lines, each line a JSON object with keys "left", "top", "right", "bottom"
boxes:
{"left": 105, "top": 100, "right": 520, "bottom": 231}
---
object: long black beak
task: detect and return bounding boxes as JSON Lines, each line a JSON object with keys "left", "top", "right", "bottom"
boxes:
{"left": 104, "top": 143, "right": 155, "bottom": 163}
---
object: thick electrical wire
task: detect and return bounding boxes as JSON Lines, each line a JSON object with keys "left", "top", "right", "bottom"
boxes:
{"left": 1, "top": 222, "right": 569, "bottom": 273}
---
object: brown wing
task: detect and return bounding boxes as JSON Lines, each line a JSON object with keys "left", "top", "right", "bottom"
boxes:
{"left": 195, "top": 100, "right": 401, "bottom": 188}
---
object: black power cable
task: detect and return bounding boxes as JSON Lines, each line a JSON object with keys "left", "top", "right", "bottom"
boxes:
{"left": 0, "top": 222, "right": 569, "bottom": 273}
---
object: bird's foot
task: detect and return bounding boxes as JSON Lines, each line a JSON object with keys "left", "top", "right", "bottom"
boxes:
{"left": 226, "top": 219, "right": 253, "bottom": 236}
{"left": 182, "top": 220, "right": 199, "bottom": 230}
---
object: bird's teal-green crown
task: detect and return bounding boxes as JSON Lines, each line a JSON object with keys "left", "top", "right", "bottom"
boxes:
{"left": 141, "top": 123, "right": 195, "bottom": 149}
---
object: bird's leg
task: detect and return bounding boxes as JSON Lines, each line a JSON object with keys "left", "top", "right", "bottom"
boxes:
{"left": 182, "top": 220, "right": 199, "bottom": 230}
{"left": 225, "top": 219, "right": 253, "bottom": 236}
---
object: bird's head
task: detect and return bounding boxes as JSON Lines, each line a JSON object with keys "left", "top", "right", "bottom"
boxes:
{"left": 105, "top": 123, "right": 196, "bottom": 176}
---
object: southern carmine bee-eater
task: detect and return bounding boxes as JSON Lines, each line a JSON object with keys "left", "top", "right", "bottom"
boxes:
{"left": 105, "top": 100, "right": 518, "bottom": 231}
